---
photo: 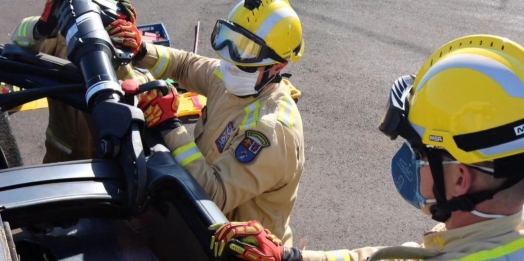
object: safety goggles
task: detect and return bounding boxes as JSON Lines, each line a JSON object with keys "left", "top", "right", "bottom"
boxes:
{"left": 378, "top": 75, "right": 423, "bottom": 147}
{"left": 211, "top": 19, "right": 288, "bottom": 64}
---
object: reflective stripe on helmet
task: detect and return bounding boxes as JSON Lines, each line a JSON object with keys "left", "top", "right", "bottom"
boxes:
{"left": 255, "top": 7, "right": 299, "bottom": 40}
{"left": 416, "top": 54, "right": 524, "bottom": 98}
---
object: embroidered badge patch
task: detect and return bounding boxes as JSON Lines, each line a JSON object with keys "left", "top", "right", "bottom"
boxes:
{"left": 235, "top": 130, "right": 270, "bottom": 163}
{"left": 215, "top": 122, "right": 234, "bottom": 153}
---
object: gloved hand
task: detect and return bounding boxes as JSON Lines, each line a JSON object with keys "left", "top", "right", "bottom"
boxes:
{"left": 121, "top": 80, "right": 181, "bottom": 130}
{"left": 34, "top": 0, "right": 62, "bottom": 39}
{"left": 209, "top": 221, "right": 285, "bottom": 261}
{"left": 116, "top": 0, "right": 137, "bottom": 25}
{"left": 106, "top": 19, "right": 142, "bottom": 56}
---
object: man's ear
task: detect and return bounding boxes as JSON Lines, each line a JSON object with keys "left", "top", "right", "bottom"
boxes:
{"left": 453, "top": 164, "right": 474, "bottom": 197}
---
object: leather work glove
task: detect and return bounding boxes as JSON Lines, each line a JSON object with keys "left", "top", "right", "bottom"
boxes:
{"left": 209, "top": 221, "right": 303, "bottom": 261}
{"left": 106, "top": 19, "right": 143, "bottom": 56}
{"left": 121, "top": 80, "right": 182, "bottom": 134}
{"left": 117, "top": 0, "right": 137, "bottom": 25}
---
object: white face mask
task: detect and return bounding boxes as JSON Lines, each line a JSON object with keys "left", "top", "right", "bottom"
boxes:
{"left": 219, "top": 60, "right": 260, "bottom": 96}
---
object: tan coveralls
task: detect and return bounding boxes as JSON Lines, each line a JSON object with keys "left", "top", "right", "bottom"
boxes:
{"left": 300, "top": 210, "right": 524, "bottom": 261}
{"left": 11, "top": 16, "right": 154, "bottom": 163}
{"left": 134, "top": 44, "right": 305, "bottom": 247}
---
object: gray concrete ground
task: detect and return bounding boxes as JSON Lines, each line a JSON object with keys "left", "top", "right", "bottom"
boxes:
{"left": 1, "top": 0, "right": 523, "bottom": 253}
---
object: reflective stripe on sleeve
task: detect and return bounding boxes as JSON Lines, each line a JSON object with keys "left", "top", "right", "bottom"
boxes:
{"left": 171, "top": 141, "right": 203, "bottom": 166}
{"left": 150, "top": 46, "right": 171, "bottom": 78}
{"left": 277, "top": 95, "right": 296, "bottom": 128}
{"left": 239, "top": 100, "right": 261, "bottom": 131}
{"left": 214, "top": 70, "right": 224, "bottom": 81}
{"left": 451, "top": 237, "right": 524, "bottom": 261}
{"left": 326, "top": 250, "right": 351, "bottom": 261}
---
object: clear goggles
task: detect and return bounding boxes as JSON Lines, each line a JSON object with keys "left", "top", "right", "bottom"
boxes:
{"left": 211, "top": 19, "right": 288, "bottom": 64}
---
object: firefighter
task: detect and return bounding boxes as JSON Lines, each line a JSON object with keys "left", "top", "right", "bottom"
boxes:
{"left": 106, "top": 0, "right": 305, "bottom": 247}
{"left": 209, "top": 34, "right": 524, "bottom": 261}
{"left": 11, "top": 0, "right": 154, "bottom": 163}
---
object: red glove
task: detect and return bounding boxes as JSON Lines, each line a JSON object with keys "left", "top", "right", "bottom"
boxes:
{"left": 121, "top": 80, "right": 179, "bottom": 128}
{"left": 106, "top": 19, "right": 142, "bottom": 56}
{"left": 117, "top": 0, "right": 138, "bottom": 25}
{"left": 209, "top": 221, "right": 284, "bottom": 261}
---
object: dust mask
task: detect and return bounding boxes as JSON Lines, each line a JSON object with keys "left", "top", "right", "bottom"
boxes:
{"left": 219, "top": 60, "right": 260, "bottom": 96}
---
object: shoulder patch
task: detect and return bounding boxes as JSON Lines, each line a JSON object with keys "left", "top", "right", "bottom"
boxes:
{"left": 235, "top": 130, "right": 270, "bottom": 163}
{"left": 215, "top": 121, "right": 234, "bottom": 153}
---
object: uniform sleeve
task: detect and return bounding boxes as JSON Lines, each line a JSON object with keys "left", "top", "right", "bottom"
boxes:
{"left": 133, "top": 44, "right": 217, "bottom": 97}
{"left": 300, "top": 242, "right": 424, "bottom": 261}
{"left": 162, "top": 121, "right": 300, "bottom": 214}
{"left": 301, "top": 248, "right": 382, "bottom": 261}
{"left": 11, "top": 16, "right": 41, "bottom": 47}
{"left": 115, "top": 64, "right": 155, "bottom": 84}
{"left": 12, "top": 16, "right": 61, "bottom": 56}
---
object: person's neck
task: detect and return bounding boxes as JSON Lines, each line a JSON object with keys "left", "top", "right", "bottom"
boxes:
{"left": 445, "top": 202, "right": 522, "bottom": 230}
{"left": 445, "top": 211, "right": 486, "bottom": 230}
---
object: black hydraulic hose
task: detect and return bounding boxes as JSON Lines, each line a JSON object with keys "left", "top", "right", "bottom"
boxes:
{"left": 0, "top": 59, "right": 83, "bottom": 84}
{"left": 0, "top": 70, "right": 88, "bottom": 112}
{"left": 0, "top": 83, "right": 84, "bottom": 112}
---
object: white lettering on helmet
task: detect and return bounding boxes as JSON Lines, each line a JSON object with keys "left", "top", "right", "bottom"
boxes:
{"left": 429, "top": 135, "right": 443, "bottom": 142}
{"left": 514, "top": 124, "right": 524, "bottom": 136}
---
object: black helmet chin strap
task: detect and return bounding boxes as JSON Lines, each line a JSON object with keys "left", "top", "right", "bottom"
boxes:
{"left": 426, "top": 149, "right": 524, "bottom": 223}
{"left": 238, "top": 65, "right": 281, "bottom": 99}
{"left": 426, "top": 149, "right": 452, "bottom": 222}
{"left": 234, "top": 65, "right": 282, "bottom": 99}
{"left": 254, "top": 65, "right": 281, "bottom": 93}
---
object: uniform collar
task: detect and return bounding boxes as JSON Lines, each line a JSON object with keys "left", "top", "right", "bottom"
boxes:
{"left": 423, "top": 210, "right": 523, "bottom": 250}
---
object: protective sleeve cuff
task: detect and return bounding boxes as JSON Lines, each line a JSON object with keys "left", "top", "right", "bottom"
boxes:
{"left": 134, "top": 42, "right": 148, "bottom": 62}
{"left": 134, "top": 42, "right": 159, "bottom": 69}
{"left": 155, "top": 118, "right": 183, "bottom": 137}
{"left": 283, "top": 247, "right": 303, "bottom": 261}
{"left": 162, "top": 125, "right": 194, "bottom": 152}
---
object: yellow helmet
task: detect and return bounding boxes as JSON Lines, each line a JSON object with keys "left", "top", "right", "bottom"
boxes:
{"left": 211, "top": 0, "right": 304, "bottom": 66}
{"left": 380, "top": 35, "right": 524, "bottom": 222}
{"left": 408, "top": 35, "right": 524, "bottom": 164}
{"left": 380, "top": 35, "right": 524, "bottom": 165}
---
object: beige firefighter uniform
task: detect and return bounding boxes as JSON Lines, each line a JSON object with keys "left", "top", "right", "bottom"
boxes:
{"left": 134, "top": 44, "right": 305, "bottom": 247}
{"left": 300, "top": 210, "right": 524, "bottom": 261}
{"left": 11, "top": 16, "right": 154, "bottom": 163}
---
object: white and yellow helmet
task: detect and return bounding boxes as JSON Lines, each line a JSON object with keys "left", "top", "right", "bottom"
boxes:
{"left": 211, "top": 0, "right": 304, "bottom": 66}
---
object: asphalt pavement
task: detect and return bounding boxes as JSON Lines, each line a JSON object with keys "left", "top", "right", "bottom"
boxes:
{"left": 1, "top": 0, "right": 523, "bottom": 253}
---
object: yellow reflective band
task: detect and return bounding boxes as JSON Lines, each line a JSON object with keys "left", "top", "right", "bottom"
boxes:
{"left": 277, "top": 95, "right": 296, "bottom": 128}
{"left": 239, "top": 100, "right": 261, "bottom": 131}
{"left": 16, "top": 41, "right": 36, "bottom": 47}
{"left": 451, "top": 237, "right": 524, "bottom": 261}
{"left": 326, "top": 250, "right": 351, "bottom": 261}
{"left": 214, "top": 70, "right": 224, "bottom": 81}
{"left": 151, "top": 46, "right": 170, "bottom": 78}
{"left": 123, "top": 69, "right": 136, "bottom": 80}
{"left": 18, "top": 20, "right": 29, "bottom": 37}
{"left": 171, "top": 142, "right": 203, "bottom": 167}
{"left": 45, "top": 128, "right": 72, "bottom": 155}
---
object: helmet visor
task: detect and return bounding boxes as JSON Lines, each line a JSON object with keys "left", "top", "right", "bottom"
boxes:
{"left": 211, "top": 19, "right": 286, "bottom": 64}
